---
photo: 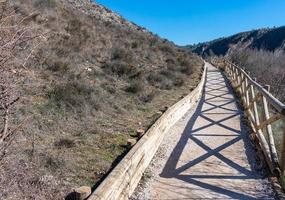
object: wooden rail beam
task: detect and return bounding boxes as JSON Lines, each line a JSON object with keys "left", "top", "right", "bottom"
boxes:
{"left": 245, "top": 92, "right": 262, "bottom": 111}
{"left": 214, "top": 58, "right": 285, "bottom": 175}
{"left": 245, "top": 77, "right": 250, "bottom": 107}
{"left": 257, "top": 114, "right": 284, "bottom": 131}
{"left": 224, "top": 60, "right": 285, "bottom": 114}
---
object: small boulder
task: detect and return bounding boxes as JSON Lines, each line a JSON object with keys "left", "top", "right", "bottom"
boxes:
{"left": 159, "top": 106, "right": 168, "bottom": 113}
{"left": 127, "top": 138, "right": 137, "bottom": 147}
{"left": 136, "top": 129, "right": 145, "bottom": 138}
{"left": 156, "top": 111, "right": 163, "bottom": 115}
{"left": 73, "top": 186, "right": 91, "bottom": 200}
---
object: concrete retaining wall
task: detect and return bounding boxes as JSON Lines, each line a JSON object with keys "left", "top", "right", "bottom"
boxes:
{"left": 88, "top": 63, "right": 207, "bottom": 200}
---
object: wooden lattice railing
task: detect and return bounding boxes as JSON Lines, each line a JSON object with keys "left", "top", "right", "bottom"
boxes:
{"left": 212, "top": 58, "right": 285, "bottom": 176}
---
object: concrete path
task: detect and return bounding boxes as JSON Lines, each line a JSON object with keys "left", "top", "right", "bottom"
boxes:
{"left": 132, "top": 63, "right": 274, "bottom": 199}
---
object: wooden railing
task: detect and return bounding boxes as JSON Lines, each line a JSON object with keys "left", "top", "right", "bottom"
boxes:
{"left": 212, "top": 58, "right": 285, "bottom": 176}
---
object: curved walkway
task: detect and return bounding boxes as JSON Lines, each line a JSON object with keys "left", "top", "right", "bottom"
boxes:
{"left": 132, "top": 63, "right": 274, "bottom": 199}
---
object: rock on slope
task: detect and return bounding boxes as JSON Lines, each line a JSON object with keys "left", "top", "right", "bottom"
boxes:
{"left": 0, "top": 0, "right": 203, "bottom": 199}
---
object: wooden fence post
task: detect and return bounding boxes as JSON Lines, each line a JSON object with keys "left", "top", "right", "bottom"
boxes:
{"left": 223, "top": 59, "right": 284, "bottom": 175}
{"left": 281, "top": 121, "right": 285, "bottom": 174}
{"left": 262, "top": 85, "right": 280, "bottom": 175}
{"left": 250, "top": 78, "right": 259, "bottom": 125}
{"left": 245, "top": 77, "right": 250, "bottom": 107}
{"left": 240, "top": 72, "right": 247, "bottom": 105}
{"left": 237, "top": 69, "right": 241, "bottom": 94}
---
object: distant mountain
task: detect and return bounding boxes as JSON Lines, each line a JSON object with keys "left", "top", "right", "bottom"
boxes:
{"left": 188, "top": 26, "right": 285, "bottom": 56}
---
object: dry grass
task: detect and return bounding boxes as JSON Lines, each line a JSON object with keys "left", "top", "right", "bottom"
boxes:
{"left": 0, "top": 0, "right": 204, "bottom": 199}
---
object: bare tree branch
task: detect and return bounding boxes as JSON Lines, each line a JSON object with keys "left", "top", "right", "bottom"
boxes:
{"left": 0, "top": 1, "right": 42, "bottom": 157}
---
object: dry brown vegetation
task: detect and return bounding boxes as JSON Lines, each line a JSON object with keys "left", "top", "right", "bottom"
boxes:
{"left": 227, "top": 47, "right": 285, "bottom": 171}
{"left": 0, "top": 0, "right": 203, "bottom": 199}
{"left": 228, "top": 47, "right": 285, "bottom": 102}
{"left": 0, "top": 0, "right": 44, "bottom": 158}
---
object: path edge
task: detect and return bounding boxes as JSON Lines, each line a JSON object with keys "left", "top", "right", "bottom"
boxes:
{"left": 211, "top": 60, "right": 285, "bottom": 200}
{"left": 87, "top": 62, "right": 208, "bottom": 200}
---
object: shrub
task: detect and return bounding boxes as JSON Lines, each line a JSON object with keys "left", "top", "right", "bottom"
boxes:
{"left": 54, "top": 138, "right": 76, "bottom": 149}
{"left": 65, "top": 18, "right": 82, "bottom": 34}
{"left": 159, "top": 79, "right": 173, "bottom": 90}
{"left": 38, "top": 153, "right": 65, "bottom": 171}
{"left": 47, "top": 80, "right": 101, "bottom": 110}
{"left": 46, "top": 60, "right": 69, "bottom": 73}
{"left": 112, "top": 48, "right": 133, "bottom": 63}
{"left": 147, "top": 70, "right": 184, "bottom": 90}
{"left": 139, "top": 90, "right": 155, "bottom": 103}
{"left": 147, "top": 72, "right": 164, "bottom": 85}
{"left": 125, "top": 80, "right": 144, "bottom": 94}
{"left": 149, "top": 36, "right": 159, "bottom": 47}
{"left": 177, "top": 57, "right": 193, "bottom": 75}
{"left": 103, "top": 61, "right": 137, "bottom": 77}
{"left": 179, "top": 65, "right": 193, "bottom": 75}
{"left": 159, "top": 69, "right": 173, "bottom": 78}
{"left": 173, "top": 77, "right": 184, "bottom": 87}
{"left": 131, "top": 42, "right": 138, "bottom": 49}
{"left": 166, "top": 58, "right": 176, "bottom": 65}
{"left": 101, "top": 83, "right": 116, "bottom": 94}
{"left": 158, "top": 43, "right": 175, "bottom": 55}
{"left": 64, "top": 18, "right": 90, "bottom": 48}
{"left": 34, "top": 0, "right": 56, "bottom": 9}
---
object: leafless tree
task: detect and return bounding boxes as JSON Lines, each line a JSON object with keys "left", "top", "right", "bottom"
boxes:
{"left": 0, "top": 1, "right": 42, "bottom": 157}
{"left": 227, "top": 46, "right": 285, "bottom": 102}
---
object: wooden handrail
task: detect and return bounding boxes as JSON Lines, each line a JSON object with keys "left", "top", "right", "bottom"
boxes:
{"left": 224, "top": 60, "right": 285, "bottom": 114}
{"left": 211, "top": 57, "right": 285, "bottom": 176}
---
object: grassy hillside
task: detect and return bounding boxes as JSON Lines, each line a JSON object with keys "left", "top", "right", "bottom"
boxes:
{"left": 0, "top": 0, "right": 203, "bottom": 199}
{"left": 189, "top": 26, "right": 285, "bottom": 56}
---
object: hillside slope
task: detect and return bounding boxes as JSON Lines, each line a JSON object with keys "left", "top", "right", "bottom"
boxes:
{"left": 189, "top": 26, "right": 285, "bottom": 56}
{"left": 187, "top": 26, "right": 285, "bottom": 102}
{"left": 0, "top": 0, "right": 203, "bottom": 199}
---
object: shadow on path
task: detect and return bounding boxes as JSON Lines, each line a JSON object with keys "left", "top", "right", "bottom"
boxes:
{"left": 159, "top": 67, "right": 263, "bottom": 199}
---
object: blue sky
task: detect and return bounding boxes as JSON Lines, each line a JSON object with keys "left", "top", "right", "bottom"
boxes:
{"left": 94, "top": 0, "right": 285, "bottom": 45}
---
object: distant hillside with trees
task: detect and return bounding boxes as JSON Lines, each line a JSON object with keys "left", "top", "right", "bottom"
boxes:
{"left": 188, "top": 26, "right": 285, "bottom": 56}
{"left": 187, "top": 26, "right": 285, "bottom": 103}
